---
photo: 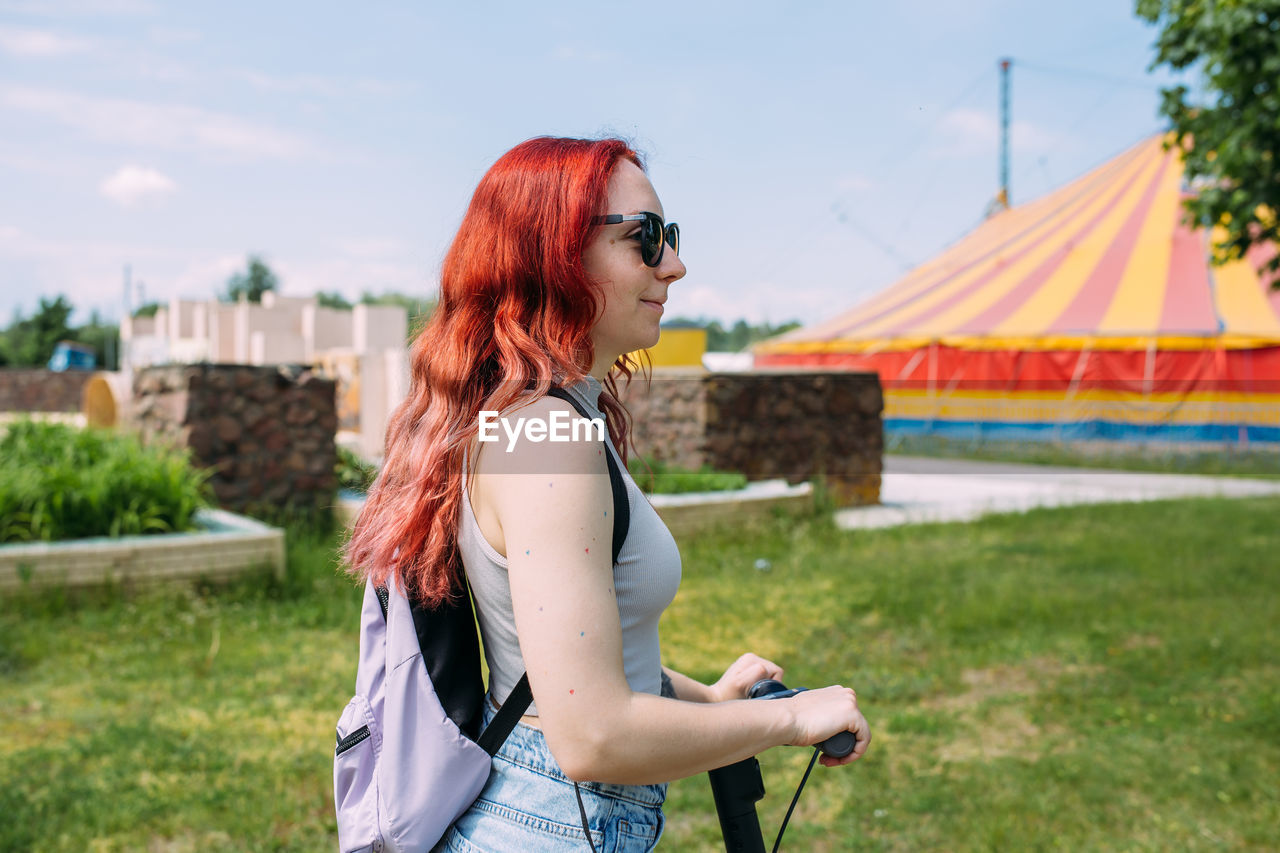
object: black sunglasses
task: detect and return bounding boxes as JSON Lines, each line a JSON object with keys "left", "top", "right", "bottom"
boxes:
{"left": 592, "top": 212, "right": 680, "bottom": 268}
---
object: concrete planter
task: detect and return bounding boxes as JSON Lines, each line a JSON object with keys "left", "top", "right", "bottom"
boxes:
{"left": 336, "top": 480, "right": 813, "bottom": 539}
{"left": 0, "top": 508, "right": 285, "bottom": 591}
{"left": 647, "top": 480, "right": 812, "bottom": 538}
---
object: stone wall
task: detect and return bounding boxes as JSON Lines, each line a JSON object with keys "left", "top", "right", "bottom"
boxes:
{"left": 0, "top": 369, "right": 94, "bottom": 412}
{"left": 618, "top": 369, "right": 883, "bottom": 506}
{"left": 130, "top": 364, "right": 338, "bottom": 516}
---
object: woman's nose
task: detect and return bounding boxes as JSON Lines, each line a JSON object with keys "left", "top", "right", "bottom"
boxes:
{"left": 659, "top": 247, "right": 686, "bottom": 283}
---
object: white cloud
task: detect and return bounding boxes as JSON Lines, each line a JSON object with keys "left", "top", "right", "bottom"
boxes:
{"left": 0, "top": 25, "right": 94, "bottom": 56}
{"left": 0, "top": 229, "right": 177, "bottom": 322}
{"left": 275, "top": 256, "right": 429, "bottom": 303}
{"left": 931, "top": 108, "right": 1059, "bottom": 158}
{"left": 99, "top": 164, "right": 177, "bottom": 207}
{"left": 170, "top": 254, "right": 247, "bottom": 299}
{"left": 0, "top": 84, "right": 316, "bottom": 159}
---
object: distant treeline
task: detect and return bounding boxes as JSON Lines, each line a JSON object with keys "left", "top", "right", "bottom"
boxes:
{"left": 665, "top": 316, "right": 802, "bottom": 353}
{"left": 0, "top": 296, "right": 119, "bottom": 370}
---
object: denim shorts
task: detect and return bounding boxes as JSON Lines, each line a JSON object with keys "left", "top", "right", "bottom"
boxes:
{"left": 436, "top": 697, "right": 667, "bottom": 852}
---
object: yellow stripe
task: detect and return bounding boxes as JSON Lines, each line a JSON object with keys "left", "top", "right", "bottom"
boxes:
{"left": 1096, "top": 147, "right": 1181, "bottom": 333}
{"left": 992, "top": 146, "right": 1168, "bottom": 336}
{"left": 885, "top": 388, "right": 1280, "bottom": 427}
{"left": 1211, "top": 226, "right": 1280, "bottom": 337}
{"left": 888, "top": 387, "right": 1280, "bottom": 404}
{"left": 851, "top": 140, "right": 1163, "bottom": 339}
{"left": 776, "top": 138, "right": 1159, "bottom": 345}
{"left": 755, "top": 332, "right": 1280, "bottom": 354}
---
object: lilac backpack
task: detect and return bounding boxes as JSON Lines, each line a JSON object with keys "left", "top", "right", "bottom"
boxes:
{"left": 333, "top": 388, "right": 629, "bottom": 852}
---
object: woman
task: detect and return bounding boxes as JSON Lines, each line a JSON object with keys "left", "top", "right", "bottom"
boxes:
{"left": 346, "top": 136, "right": 870, "bottom": 851}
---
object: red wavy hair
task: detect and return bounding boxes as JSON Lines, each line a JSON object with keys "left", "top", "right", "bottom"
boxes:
{"left": 344, "top": 136, "right": 644, "bottom": 605}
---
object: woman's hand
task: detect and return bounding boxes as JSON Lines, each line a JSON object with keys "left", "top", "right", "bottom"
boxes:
{"left": 785, "top": 685, "right": 871, "bottom": 767}
{"left": 706, "top": 653, "right": 785, "bottom": 704}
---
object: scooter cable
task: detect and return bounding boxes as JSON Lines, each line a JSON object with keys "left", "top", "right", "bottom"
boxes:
{"left": 772, "top": 747, "right": 821, "bottom": 852}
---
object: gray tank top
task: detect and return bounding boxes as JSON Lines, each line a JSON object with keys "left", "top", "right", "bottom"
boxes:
{"left": 459, "top": 377, "right": 682, "bottom": 715}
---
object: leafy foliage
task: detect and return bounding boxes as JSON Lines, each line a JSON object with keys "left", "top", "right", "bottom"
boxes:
{"left": 664, "top": 316, "right": 803, "bottom": 352}
{"left": 0, "top": 296, "right": 73, "bottom": 367}
{"left": 1137, "top": 0, "right": 1280, "bottom": 278}
{"left": 627, "top": 455, "right": 748, "bottom": 494}
{"left": 73, "top": 310, "right": 120, "bottom": 371}
{"left": 335, "top": 445, "right": 379, "bottom": 493}
{"left": 316, "top": 290, "right": 353, "bottom": 310}
{"left": 0, "top": 296, "right": 120, "bottom": 369}
{"left": 359, "top": 290, "right": 437, "bottom": 338}
{"left": 223, "top": 254, "right": 280, "bottom": 303}
{"left": 0, "top": 420, "right": 211, "bottom": 542}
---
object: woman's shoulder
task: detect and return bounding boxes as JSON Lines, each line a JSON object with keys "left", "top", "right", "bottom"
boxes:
{"left": 473, "top": 392, "right": 609, "bottom": 479}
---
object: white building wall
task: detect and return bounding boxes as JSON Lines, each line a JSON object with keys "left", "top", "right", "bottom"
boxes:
{"left": 208, "top": 303, "right": 239, "bottom": 362}
{"left": 353, "top": 304, "right": 407, "bottom": 355}
{"left": 117, "top": 291, "right": 413, "bottom": 459}
{"left": 303, "top": 305, "right": 353, "bottom": 359}
{"left": 169, "top": 299, "right": 201, "bottom": 340}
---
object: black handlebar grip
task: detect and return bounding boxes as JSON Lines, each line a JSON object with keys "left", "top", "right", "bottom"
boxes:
{"left": 747, "top": 679, "right": 788, "bottom": 699}
{"left": 747, "top": 679, "right": 858, "bottom": 758}
{"left": 819, "top": 730, "right": 856, "bottom": 759}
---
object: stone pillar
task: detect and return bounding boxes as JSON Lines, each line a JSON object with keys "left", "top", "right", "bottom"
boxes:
{"left": 617, "top": 369, "right": 883, "bottom": 507}
{"left": 130, "top": 364, "right": 339, "bottom": 517}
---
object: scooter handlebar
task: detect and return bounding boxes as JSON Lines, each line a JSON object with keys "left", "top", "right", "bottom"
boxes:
{"left": 748, "top": 679, "right": 857, "bottom": 759}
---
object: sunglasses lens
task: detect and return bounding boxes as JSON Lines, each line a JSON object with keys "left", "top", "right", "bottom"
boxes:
{"left": 642, "top": 214, "right": 663, "bottom": 266}
{"left": 665, "top": 223, "right": 679, "bottom": 256}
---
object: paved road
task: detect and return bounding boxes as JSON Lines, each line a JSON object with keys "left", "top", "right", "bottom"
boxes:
{"left": 834, "top": 455, "right": 1280, "bottom": 530}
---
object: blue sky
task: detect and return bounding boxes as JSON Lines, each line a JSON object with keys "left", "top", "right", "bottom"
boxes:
{"left": 0, "top": 0, "right": 1189, "bottom": 328}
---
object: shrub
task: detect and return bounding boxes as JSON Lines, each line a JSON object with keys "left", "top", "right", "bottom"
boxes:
{"left": 627, "top": 456, "right": 748, "bottom": 494}
{"left": 0, "top": 420, "right": 211, "bottom": 543}
{"left": 335, "top": 445, "right": 378, "bottom": 494}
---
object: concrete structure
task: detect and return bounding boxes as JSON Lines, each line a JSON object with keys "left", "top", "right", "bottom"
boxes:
{"left": 836, "top": 456, "right": 1280, "bottom": 529}
{"left": 0, "top": 508, "right": 284, "bottom": 590}
{"left": 619, "top": 368, "right": 883, "bottom": 507}
{"left": 120, "top": 293, "right": 409, "bottom": 459}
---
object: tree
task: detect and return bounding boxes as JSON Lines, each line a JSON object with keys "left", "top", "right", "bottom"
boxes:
{"left": 76, "top": 310, "right": 120, "bottom": 371}
{"left": 316, "top": 290, "right": 352, "bottom": 310}
{"left": 360, "top": 290, "right": 437, "bottom": 337}
{"left": 224, "top": 254, "right": 279, "bottom": 303}
{"left": 0, "top": 295, "right": 75, "bottom": 366}
{"left": 664, "top": 315, "right": 803, "bottom": 352}
{"left": 1137, "top": 0, "right": 1280, "bottom": 279}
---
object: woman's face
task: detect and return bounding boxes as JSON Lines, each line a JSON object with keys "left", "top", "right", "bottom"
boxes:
{"left": 582, "top": 160, "right": 686, "bottom": 376}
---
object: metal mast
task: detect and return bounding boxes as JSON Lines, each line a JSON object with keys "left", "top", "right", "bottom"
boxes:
{"left": 998, "top": 57, "right": 1011, "bottom": 209}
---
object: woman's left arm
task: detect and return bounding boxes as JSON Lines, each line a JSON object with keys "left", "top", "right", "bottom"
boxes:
{"left": 663, "top": 653, "right": 785, "bottom": 704}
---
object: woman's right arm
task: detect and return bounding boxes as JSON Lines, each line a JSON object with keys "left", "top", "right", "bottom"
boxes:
{"left": 474, "top": 396, "right": 869, "bottom": 785}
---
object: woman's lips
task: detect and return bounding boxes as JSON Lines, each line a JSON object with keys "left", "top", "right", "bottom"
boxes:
{"left": 641, "top": 299, "right": 664, "bottom": 314}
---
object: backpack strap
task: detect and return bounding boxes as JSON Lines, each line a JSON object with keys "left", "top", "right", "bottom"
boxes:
{"left": 545, "top": 386, "right": 630, "bottom": 566}
{"left": 476, "top": 384, "right": 630, "bottom": 756}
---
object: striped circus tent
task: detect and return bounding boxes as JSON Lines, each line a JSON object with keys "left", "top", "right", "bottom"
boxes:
{"left": 755, "top": 134, "right": 1280, "bottom": 443}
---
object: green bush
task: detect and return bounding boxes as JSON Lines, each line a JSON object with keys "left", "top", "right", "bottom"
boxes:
{"left": 627, "top": 456, "right": 748, "bottom": 494}
{"left": 335, "top": 445, "right": 378, "bottom": 494}
{"left": 0, "top": 420, "right": 211, "bottom": 543}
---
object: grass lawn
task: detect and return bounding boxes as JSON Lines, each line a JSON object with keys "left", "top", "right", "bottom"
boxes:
{"left": 2, "top": 496, "right": 1277, "bottom": 851}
